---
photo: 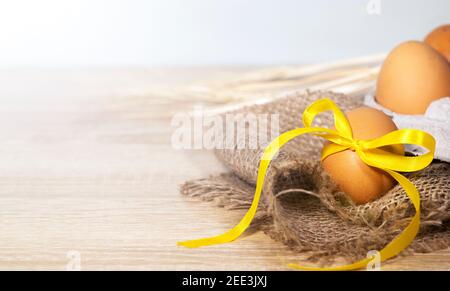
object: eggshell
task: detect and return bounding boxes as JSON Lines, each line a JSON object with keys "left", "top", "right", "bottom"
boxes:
{"left": 322, "top": 107, "right": 404, "bottom": 205}
{"left": 425, "top": 24, "right": 450, "bottom": 62}
{"left": 376, "top": 41, "right": 450, "bottom": 114}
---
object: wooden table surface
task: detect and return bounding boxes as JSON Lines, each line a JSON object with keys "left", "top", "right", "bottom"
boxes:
{"left": 0, "top": 68, "right": 448, "bottom": 271}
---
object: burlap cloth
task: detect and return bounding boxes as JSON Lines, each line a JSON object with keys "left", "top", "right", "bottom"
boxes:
{"left": 181, "top": 91, "right": 450, "bottom": 263}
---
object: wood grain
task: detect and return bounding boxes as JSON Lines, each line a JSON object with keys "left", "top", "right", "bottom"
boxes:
{"left": 0, "top": 68, "right": 448, "bottom": 270}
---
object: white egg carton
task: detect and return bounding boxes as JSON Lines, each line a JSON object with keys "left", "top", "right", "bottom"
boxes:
{"left": 364, "top": 94, "right": 450, "bottom": 162}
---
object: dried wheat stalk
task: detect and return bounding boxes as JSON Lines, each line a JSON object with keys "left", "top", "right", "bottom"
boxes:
{"left": 128, "top": 53, "right": 386, "bottom": 116}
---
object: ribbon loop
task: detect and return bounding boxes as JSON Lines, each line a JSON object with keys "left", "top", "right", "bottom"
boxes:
{"left": 302, "top": 98, "right": 353, "bottom": 140}
{"left": 178, "top": 98, "right": 436, "bottom": 271}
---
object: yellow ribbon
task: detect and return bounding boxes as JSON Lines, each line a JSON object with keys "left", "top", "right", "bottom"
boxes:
{"left": 178, "top": 98, "right": 436, "bottom": 270}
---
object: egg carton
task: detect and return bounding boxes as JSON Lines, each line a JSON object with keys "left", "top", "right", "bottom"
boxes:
{"left": 364, "top": 94, "right": 450, "bottom": 162}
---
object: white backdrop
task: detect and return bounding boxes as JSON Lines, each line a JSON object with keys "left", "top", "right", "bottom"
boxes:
{"left": 0, "top": 0, "right": 449, "bottom": 67}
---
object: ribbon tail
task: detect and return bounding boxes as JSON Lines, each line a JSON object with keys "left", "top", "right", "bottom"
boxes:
{"left": 288, "top": 170, "right": 420, "bottom": 271}
{"left": 374, "top": 170, "right": 421, "bottom": 261}
{"left": 177, "top": 127, "right": 333, "bottom": 248}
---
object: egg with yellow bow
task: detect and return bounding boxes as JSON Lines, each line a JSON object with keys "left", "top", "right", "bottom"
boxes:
{"left": 322, "top": 107, "right": 404, "bottom": 205}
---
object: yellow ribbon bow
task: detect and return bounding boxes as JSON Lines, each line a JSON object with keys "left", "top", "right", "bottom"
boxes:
{"left": 178, "top": 98, "right": 436, "bottom": 270}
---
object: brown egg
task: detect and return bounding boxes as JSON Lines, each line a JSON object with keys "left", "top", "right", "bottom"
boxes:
{"left": 376, "top": 41, "right": 450, "bottom": 114}
{"left": 322, "top": 107, "right": 404, "bottom": 205}
{"left": 425, "top": 24, "right": 450, "bottom": 62}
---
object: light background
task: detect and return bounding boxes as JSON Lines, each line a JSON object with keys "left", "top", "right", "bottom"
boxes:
{"left": 0, "top": 0, "right": 449, "bottom": 67}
